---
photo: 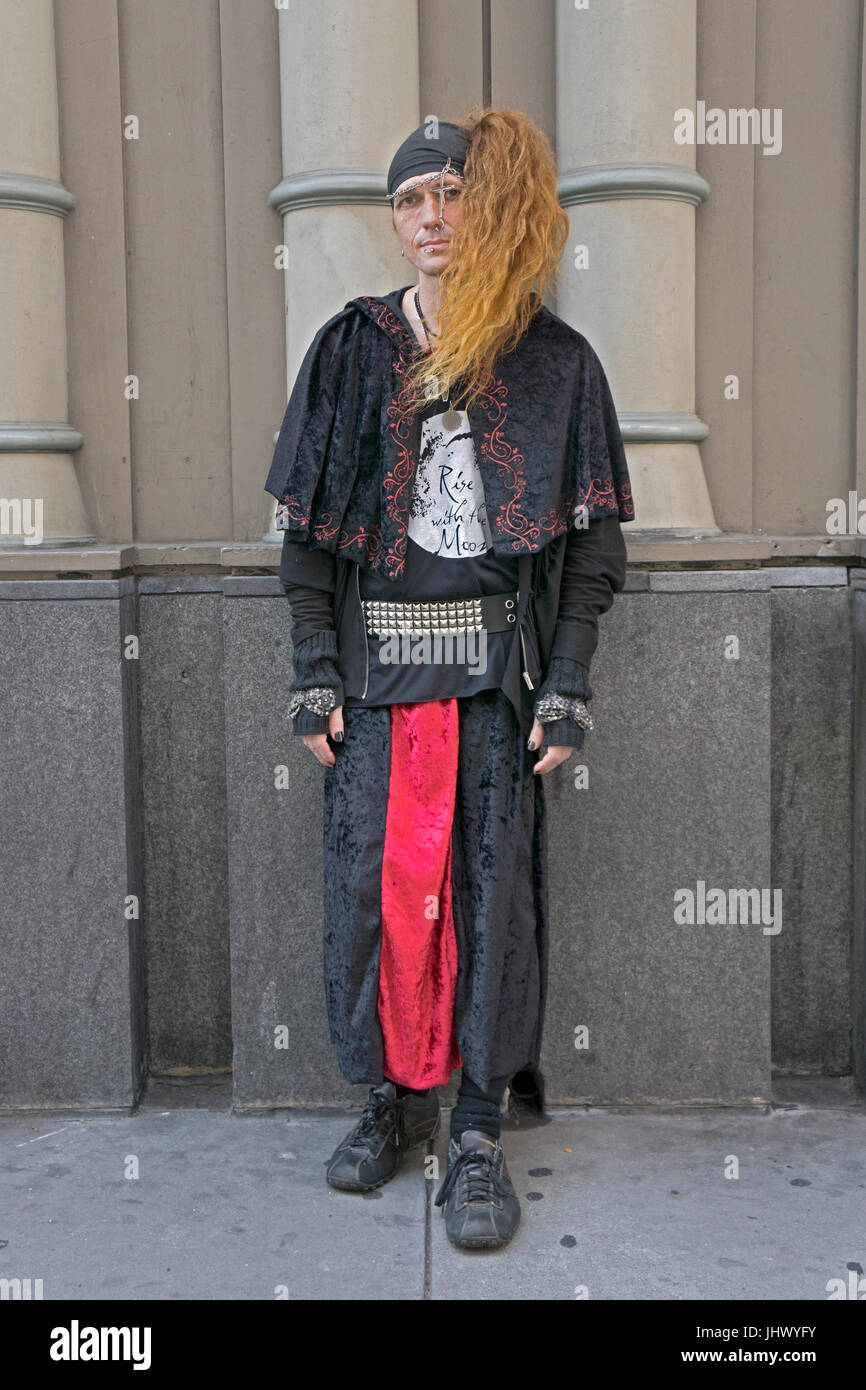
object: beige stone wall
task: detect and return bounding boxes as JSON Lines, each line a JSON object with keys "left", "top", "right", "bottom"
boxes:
{"left": 57, "top": 0, "right": 284, "bottom": 546}
{"left": 696, "top": 0, "right": 860, "bottom": 537}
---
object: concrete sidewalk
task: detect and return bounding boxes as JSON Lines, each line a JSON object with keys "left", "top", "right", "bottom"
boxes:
{"left": 0, "top": 1077, "right": 863, "bottom": 1301}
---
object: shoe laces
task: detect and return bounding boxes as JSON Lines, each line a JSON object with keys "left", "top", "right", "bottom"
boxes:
{"left": 434, "top": 1145, "right": 509, "bottom": 1208}
{"left": 346, "top": 1089, "right": 396, "bottom": 1149}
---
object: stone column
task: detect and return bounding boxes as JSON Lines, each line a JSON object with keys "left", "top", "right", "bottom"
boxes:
{"left": 235, "top": 4, "right": 422, "bottom": 1108}
{"left": 264, "top": 2, "right": 420, "bottom": 540}
{"left": 0, "top": 0, "right": 93, "bottom": 547}
{"left": 556, "top": 0, "right": 717, "bottom": 534}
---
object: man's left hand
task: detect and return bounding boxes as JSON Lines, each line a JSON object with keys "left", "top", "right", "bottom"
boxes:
{"left": 527, "top": 718, "right": 574, "bottom": 775}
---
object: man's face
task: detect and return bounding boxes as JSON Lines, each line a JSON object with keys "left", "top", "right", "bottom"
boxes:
{"left": 391, "top": 170, "right": 465, "bottom": 275}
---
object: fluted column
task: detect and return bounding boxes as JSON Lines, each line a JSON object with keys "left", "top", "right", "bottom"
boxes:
{"left": 0, "top": 0, "right": 93, "bottom": 547}
{"left": 265, "top": 2, "right": 420, "bottom": 540}
{"left": 556, "top": 0, "right": 718, "bottom": 534}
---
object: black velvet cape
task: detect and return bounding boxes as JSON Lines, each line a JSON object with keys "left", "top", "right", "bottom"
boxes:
{"left": 263, "top": 287, "right": 635, "bottom": 581}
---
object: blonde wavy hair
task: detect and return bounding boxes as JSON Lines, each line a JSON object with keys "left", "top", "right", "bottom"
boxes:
{"left": 399, "top": 107, "right": 569, "bottom": 414}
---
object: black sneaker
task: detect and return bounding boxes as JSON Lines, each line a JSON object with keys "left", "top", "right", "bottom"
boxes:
{"left": 326, "top": 1081, "right": 440, "bottom": 1192}
{"left": 434, "top": 1128, "right": 521, "bottom": 1248}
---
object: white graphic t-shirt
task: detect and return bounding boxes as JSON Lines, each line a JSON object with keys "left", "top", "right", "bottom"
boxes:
{"left": 408, "top": 410, "right": 495, "bottom": 558}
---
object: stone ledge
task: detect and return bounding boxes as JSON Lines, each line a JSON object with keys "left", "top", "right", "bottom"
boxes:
{"left": 648, "top": 566, "right": 850, "bottom": 591}
{"left": 0, "top": 532, "right": 861, "bottom": 576}
{"left": 0, "top": 570, "right": 850, "bottom": 601}
{"left": 0, "top": 577, "right": 137, "bottom": 600}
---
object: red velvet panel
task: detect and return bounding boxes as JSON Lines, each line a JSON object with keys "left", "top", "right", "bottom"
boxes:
{"left": 377, "top": 699, "right": 462, "bottom": 1088}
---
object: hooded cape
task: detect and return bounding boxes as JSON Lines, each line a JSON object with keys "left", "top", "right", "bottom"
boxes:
{"left": 263, "top": 287, "right": 635, "bottom": 580}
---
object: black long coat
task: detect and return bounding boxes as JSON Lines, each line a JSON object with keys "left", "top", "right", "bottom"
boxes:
{"left": 265, "top": 289, "right": 636, "bottom": 1089}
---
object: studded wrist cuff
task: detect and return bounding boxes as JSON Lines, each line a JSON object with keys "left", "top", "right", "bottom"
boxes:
{"left": 287, "top": 686, "right": 338, "bottom": 720}
{"left": 533, "top": 691, "right": 594, "bottom": 731}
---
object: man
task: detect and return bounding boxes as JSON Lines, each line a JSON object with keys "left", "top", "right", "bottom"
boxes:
{"left": 265, "top": 110, "right": 633, "bottom": 1249}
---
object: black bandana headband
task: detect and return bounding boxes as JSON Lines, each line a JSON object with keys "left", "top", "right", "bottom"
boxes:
{"left": 386, "top": 120, "right": 470, "bottom": 200}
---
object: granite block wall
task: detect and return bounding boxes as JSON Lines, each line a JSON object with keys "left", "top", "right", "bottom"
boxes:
{"left": 0, "top": 567, "right": 857, "bottom": 1109}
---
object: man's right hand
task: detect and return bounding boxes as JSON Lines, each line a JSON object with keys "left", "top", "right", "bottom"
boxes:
{"left": 301, "top": 705, "right": 345, "bottom": 767}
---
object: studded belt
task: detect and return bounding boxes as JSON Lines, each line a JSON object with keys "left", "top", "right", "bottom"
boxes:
{"left": 362, "top": 590, "right": 519, "bottom": 636}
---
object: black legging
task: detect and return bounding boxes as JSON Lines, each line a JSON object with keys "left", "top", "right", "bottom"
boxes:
{"left": 386, "top": 1071, "right": 510, "bottom": 1140}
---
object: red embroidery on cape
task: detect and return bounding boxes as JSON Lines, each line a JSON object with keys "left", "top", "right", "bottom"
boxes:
{"left": 473, "top": 373, "right": 539, "bottom": 552}
{"left": 537, "top": 495, "right": 577, "bottom": 538}
{"left": 275, "top": 495, "right": 310, "bottom": 529}
{"left": 337, "top": 522, "right": 382, "bottom": 565}
{"left": 618, "top": 480, "right": 635, "bottom": 519}
{"left": 357, "top": 297, "right": 421, "bottom": 579}
{"left": 577, "top": 475, "right": 634, "bottom": 517}
{"left": 357, "top": 298, "right": 417, "bottom": 357}
{"left": 276, "top": 500, "right": 382, "bottom": 565}
{"left": 310, "top": 513, "right": 340, "bottom": 543}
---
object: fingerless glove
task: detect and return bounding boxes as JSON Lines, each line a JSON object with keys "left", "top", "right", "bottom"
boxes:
{"left": 532, "top": 655, "right": 594, "bottom": 750}
{"left": 287, "top": 628, "right": 344, "bottom": 737}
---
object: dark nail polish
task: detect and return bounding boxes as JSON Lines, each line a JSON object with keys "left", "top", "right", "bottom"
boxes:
{"left": 334, "top": 731, "right": 343, "bottom": 742}
{"left": 527, "top": 738, "right": 535, "bottom": 750}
